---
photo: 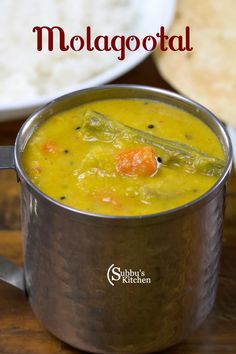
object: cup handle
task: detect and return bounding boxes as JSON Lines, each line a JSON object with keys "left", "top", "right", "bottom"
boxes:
{"left": 0, "top": 146, "right": 24, "bottom": 292}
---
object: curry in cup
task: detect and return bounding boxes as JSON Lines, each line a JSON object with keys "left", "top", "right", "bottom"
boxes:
{"left": 22, "top": 97, "right": 225, "bottom": 216}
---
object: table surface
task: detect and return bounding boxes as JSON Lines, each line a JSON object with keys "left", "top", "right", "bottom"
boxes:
{"left": 0, "top": 56, "right": 236, "bottom": 354}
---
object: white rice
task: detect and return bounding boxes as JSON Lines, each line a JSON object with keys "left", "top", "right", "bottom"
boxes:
{"left": 0, "top": 0, "right": 142, "bottom": 104}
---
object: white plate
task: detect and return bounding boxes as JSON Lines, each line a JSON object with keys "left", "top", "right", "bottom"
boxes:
{"left": 0, "top": 0, "right": 176, "bottom": 121}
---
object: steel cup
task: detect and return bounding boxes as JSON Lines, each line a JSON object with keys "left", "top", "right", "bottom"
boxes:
{"left": 0, "top": 85, "right": 232, "bottom": 353}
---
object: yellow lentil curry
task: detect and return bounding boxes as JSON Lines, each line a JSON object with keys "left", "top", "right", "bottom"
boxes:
{"left": 22, "top": 99, "right": 225, "bottom": 216}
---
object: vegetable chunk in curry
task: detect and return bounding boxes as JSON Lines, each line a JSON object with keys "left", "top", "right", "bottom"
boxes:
{"left": 22, "top": 99, "right": 225, "bottom": 216}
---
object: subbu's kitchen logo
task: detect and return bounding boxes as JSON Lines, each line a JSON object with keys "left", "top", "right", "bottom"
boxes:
{"left": 107, "top": 264, "right": 151, "bottom": 286}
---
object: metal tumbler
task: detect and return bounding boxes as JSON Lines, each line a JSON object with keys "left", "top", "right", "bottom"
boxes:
{"left": 0, "top": 85, "right": 232, "bottom": 353}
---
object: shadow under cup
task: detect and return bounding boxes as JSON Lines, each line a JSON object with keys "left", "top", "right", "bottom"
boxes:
{"left": 0, "top": 85, "right": 233, "bottom": 353}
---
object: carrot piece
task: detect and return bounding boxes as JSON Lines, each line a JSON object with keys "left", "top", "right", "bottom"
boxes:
{"left": 42, "top": 141, "right": 57, "bottom": 154}
{"left": 116, "top": 146, "right": 158, "bottom": 177}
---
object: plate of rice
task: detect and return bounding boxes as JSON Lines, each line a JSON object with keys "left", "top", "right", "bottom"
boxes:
{"left": 0, "top": 0, "right": 176, "bottom": 121}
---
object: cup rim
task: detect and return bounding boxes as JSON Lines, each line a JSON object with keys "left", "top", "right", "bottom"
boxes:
{"left": 14, "top": 84, "right": 233, "bottom": 221}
